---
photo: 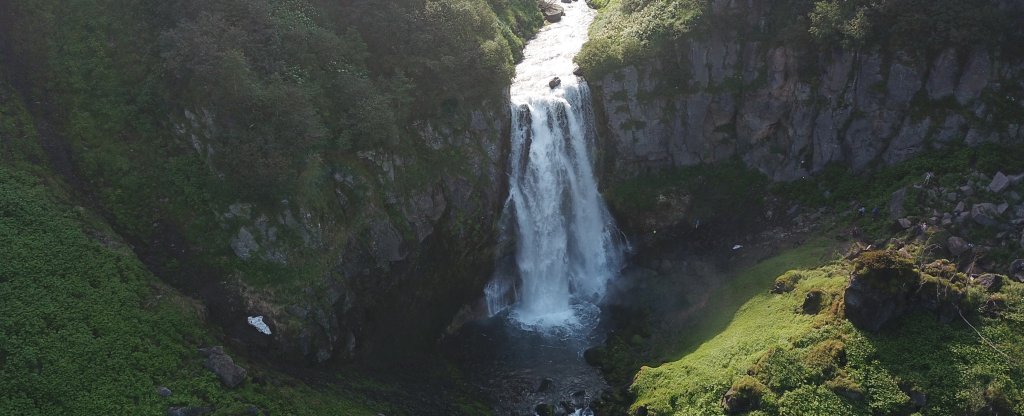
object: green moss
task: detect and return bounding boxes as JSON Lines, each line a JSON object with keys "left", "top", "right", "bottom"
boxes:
{"left": 0, "top": 165, "right": 387, "bottom": 414}
{"left": 629, "top": 240, "right": 1024, "bottom": 415}
{"left": 773, "top": 271, "right": 805, "bottom": 293}
{"left": 851, "top": 250, "right": 919, "bottom": 294}
{"left": 777, "top": 384, "right": 857, "bottom": 415}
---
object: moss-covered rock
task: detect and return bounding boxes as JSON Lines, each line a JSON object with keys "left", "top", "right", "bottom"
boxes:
{"left": 843, "top": 250, "right": 920, "bottom": 331}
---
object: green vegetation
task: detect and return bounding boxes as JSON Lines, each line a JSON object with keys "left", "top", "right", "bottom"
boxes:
{"left": 0, "top": 0, "right": 543, "bottom": 411}
{"left": 578, "top": 0, "right": 1024, "bottom": 79}
{"left": 596, "top": 239, "right": 838, "bottom": 389}
{"left": 776, "top": 143, "right": 1024, "bottom": 204}
{"left": 0, "top": 0, "right": 543, "bottom": 298}
{"left": 605, "top": 159, "right": 770, "bottom": 234}
{"left": 0, "top": 166, "right": 385, "bottom": 415}
{"left": 808, "top": 0, "right": 1019, "bottom": 52}
{"left": 576, "top": 0, "right": 708, "bottom": 78}
{"left": 629, "top": 241, "right": 1024, "bottom": 415}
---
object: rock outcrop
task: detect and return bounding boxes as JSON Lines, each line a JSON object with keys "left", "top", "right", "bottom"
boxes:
{"left": 589, "top": 0, "right": 1024, "bottom": 182}
{"left": 200, "top": 346, "right": 247, "bottom": 388}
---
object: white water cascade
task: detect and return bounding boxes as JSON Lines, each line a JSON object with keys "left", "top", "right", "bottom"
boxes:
{"left": 485, "top": 1, "right": 623, "bottom": 330}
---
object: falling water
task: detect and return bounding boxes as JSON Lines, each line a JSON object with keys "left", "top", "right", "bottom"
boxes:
{"left": 485, "top": 1, "right": 623, "bottom": 330}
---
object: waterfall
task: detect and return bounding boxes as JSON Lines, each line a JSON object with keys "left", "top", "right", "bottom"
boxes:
{"left": 485, "top": 2, "right": 623, "bottom": 329}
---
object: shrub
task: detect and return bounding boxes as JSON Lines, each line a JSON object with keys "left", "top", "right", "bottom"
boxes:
{"left": 778, "top": 384, "right": 857, "bottom": 415}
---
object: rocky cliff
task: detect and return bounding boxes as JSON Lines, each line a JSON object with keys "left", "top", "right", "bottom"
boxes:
{"left": 588, "top": 0, "right": 1024, "bottom": 182}
{"left": 0, "top": 0, "right": 542, "bottom": 366}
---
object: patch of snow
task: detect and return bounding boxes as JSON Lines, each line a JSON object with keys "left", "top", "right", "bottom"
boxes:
{"left": 732, "top": 245, "right": 744, "bottom": 250}
{"left": 247, "top": 316, "right": 272, "bottom": 335}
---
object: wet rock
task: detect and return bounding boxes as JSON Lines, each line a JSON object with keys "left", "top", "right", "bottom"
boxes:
{"left": 167, "top": 407, "right": 212, "bottom": 416}
{"left": 573, "top": 66, "right": 584, "bottom": 76}
{"left": 802, "top": 290, "right": 824, "bottom": 314}
{"left": 989, "top": 172, "right": 1011, "bottom": 193}
{"left": 156, "top": 386, "right": 172, "bottom": 397}
{"left": 571, "top": 390, "right": 587, "bottom": 409}
{"left": 541, "top": 3, "right": 564, "bottom": 22}
{"left": 559, "top": 401, "right": 574, "bottom": 414}
{"left": 583, "top": 347, "right": 605, "bottom": 367}
{"left": 947, "top": 236, "right": 972, "bottom": 257}
{"left": 199, "top": 346, "right": 247, "bottom": 388}
{"left": 974, "top": 274, "right": 1003, "bottom": 292}
{"left": 549, "top": 77, "right": 562, "bottom": 89}
{"left": 537, "top": 378, "right": 554, "bottom": 393}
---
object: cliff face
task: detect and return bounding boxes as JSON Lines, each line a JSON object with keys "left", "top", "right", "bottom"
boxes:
{"left": 589, "top": 0, "right": 1024, "bottom": 182}
{"left": 0, "top": 0, "right": 540, "bottom": 365}
{"left": 200, "top": 102, "right": 512, "bottom": 363}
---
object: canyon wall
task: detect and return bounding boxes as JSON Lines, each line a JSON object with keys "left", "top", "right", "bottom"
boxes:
{"left": 589, "top": 0, "right": 1024, "bottom": 182}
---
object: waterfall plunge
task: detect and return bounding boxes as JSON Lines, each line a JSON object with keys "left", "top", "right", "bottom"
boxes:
{"left": 485, "top": 2, "right": 623, "bottom": 330}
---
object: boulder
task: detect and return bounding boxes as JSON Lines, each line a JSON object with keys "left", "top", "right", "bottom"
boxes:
{"left": 157, "top": 386, "right": 173, "bottom": 397}
{"left": 541, "top": 2, "right": 564, "bottom": 22}
{"left": 549, "top": 77, "right": 561, "bottom": 89}
{"left": 897, "top": 218, "right": 913, "bottom": 229}
{"left": 802, "top": 290, "right": 825, "bottom": 314}
{"left": 843, "top": 251, "right": 918, "bottom": 331}
{"left": 947, "top": 236, "right": 972, "bottom": 257}
{"left": 1010, "top": 259, "right": 1024, "bottom": 282}
{"left": 636, "top": 406, "right": 649, "bottom": 416}
{"left": 970, "top": 203, "right": 1000, "bottom": 227}
{"left": 989, "top": 172, "right": 1011, "bottom": 193}
{"left": 573, "top": 66, "right": 584, "bottom": 76}
{"left": 583, "top": 347, "right": 605, "bottom": 367}
{"left": 721, "top": 377, "right": 766, "bottom": 414}
{"left": 571, "top": 390, "right": 587, "bottom": 409}
{"left": 200, "top": 346, "right": 247, "bottom": 388}
{"left": 537, "top": 378, "right": 554, "bottom": 393}
{"left": 974, "top": 274, "right": 1003, "bottom": 292}
{"left": 888, "top": 188, "right": 907, "bottom": 219}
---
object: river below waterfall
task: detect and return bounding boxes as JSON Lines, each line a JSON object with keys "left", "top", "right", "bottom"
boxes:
{"left": 443, "top": 313, "right": 610, "bottom": 415}
{"left": 446, "top": 2, "right": 621, "bottom": 414}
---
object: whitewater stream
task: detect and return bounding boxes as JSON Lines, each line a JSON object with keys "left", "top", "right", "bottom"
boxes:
{"left": 447, "top": 2, "right": 624, "bottom": 414}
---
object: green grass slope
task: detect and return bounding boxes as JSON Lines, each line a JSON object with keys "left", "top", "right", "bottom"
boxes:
{"left": 631, "top": 243, "right": 1024, "bottom": 415}
{"left": 0, "top": 165, "right": 389, "bottom": 415}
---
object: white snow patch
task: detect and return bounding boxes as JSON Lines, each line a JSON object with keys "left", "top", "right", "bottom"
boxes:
{"left": 247, "top": 316, "right": 272, "bottom": 335}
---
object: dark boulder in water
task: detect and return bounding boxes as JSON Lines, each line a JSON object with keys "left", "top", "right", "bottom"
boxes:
{"left": 549, "top": 77, "right": 562, "bottom": 89}
{"left": 541, "top": 2, "right": 564, "bottom": 22}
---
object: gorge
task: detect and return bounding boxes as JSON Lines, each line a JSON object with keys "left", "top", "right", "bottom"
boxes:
{"left": 0, "top": 0, "right": 1023, "bottom": 414}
